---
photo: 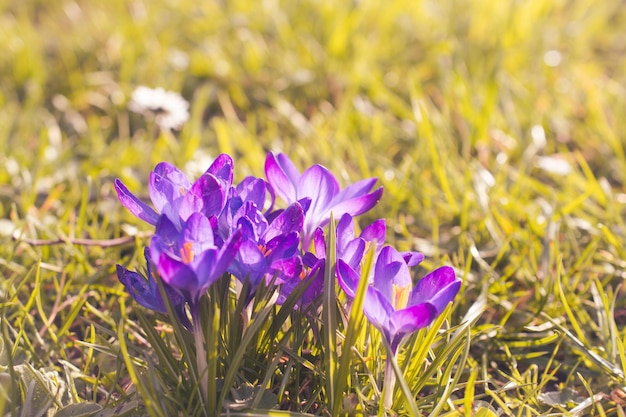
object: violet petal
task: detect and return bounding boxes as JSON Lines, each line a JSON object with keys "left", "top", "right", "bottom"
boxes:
{"left": 328, "top": 186, "right": 383, "bottom": 219}
{"left": 149, "top": 162, "right": 191, "bottom": 212}
{"left": 114, "top": 179, "right": 159, "bottom": 225}
{"left": 265, "top": 152, "right": 297, "bottom": 203}
{"left": 264, "top": 202, "right": 304, "bottom": 241}
{"left": 373, "top": 246, "right": 411, "bottom": 301}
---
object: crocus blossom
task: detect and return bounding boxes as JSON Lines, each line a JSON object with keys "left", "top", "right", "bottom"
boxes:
{"left": 276, "top": 259, "right": 324, "bottom": 308}
{"left": 265, "top": 152, "right": 383, "bottom": 248}
{"left": 228, "top": 202, "right": 305, "bottom": 304}
{"left": 116, "top": 248, "right": 186, "bottom": 313}
{"left": 338, "top": 246, "right": 460, "bottom": 353}
{"left": 114, "top": 154, "right": 234, "bottom": 227}
{"left": 149, "top": 213, "right": 241, "bottom": 303}
{"left": 311, "top": 214, "right": 423, "bottom": 299}
{"left": 116, "top": 248, "right": 191, "bottom": 328}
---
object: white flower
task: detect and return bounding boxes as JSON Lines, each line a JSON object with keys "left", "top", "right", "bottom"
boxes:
{"left": 128, "top": 86, "right": 190, "bottom": 131}
{"left": 536, "top": 155, "right": 572, "bottom": 176}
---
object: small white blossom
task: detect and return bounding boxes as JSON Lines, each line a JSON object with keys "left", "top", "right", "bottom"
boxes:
{"left": 128, "top": 86, "right": 190, "bottom": 131}
{"left": 536, "top": 155, "right": 573, "bottom": 176}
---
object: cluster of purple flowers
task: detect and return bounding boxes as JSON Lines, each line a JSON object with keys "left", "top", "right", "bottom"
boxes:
{"left": 115, "top": 152, "right": 461, "bottom": 351}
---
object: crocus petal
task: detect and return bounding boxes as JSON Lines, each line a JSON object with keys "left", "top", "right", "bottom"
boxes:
{"left": 116, "top": 264, "right": 166, "bottom": 312}
{"left": 410, "top": 266, "right": 461, "bottom": 313}
{"left": 295, "top": 261, "right": 324, "bottom": 306}
{"left": 191, "top": 249, "right": 220, "bottom": 290}
{"left": 402, "top": 251, "right": 425, "bottom": 267}
{"left": 302, "top": 252, "right": 319, "bottom": 268}
{"left": 391, "top": 303, "right": 437, "bottom": 335}
{"left": 178, "top": 173, "right": 224, "bottom": 220}
{"left": 117, "top": 261, "right": 187, "bottom": 313}
{"left": 373, "top": 246, "right": 411, "bottom": 301}
{"left": 341, "top": 238, "right": 366, "bottom": 271}
{"left": 265, "top": 181, "right": 276, "bottom": 214}
{"left": 276, "top": 153, "right": 301, "bottom": 185}
{"left": 154, "top": 214, "right": 181, "bottom": 247}
{"left": 313, "top": 227, "right": 326, "bottom": 259}
{"left": 114, "top": 179, "right": 159, "bottom": 225}
{"left": 277, "top": 261, "right": 322, "bottom": 307}
{"left": 230, "top": 240, "right": 267, "bottom": 283}
{"left": 361, "top": 219, "right": 386, "bottom": 244}
{"left": 234, "top": 201, "right": 268, "bottom": 239}
{"left": 328, "top": 186, "right": 383, "bottom": 220}
{"left": 298, "top": 165, "right": 339, "bottom": 215}
{"left": 298, "top": 197, "right": 312, "bottom": 215}
{"left": 238, "top": 240, "right": 266, "bottom": 266}
{"left": 269, "top": 256, "right": 303, "bottom": 284}
{"left": 389, "top": 303, "right": 436, "bottom": 350}
{"left": 149, "top": 162, "right": 191, "bottom": 212}
{"left": 211, "top": 229, "right": 243, "bottom": 280}
{"left": 336, "top": 214, "right": 356, "bottom": 253}
{"left": 181, "top": 213, "right": 214, "bottom": 249}
{"left": 336, "top": 259, "right": 360, "bottom": 299}
{"left": 264, "top": 233, "right": 300, "bottom": 260}
{"left": 265, "top": 152, "right": 298, "bottom": 203}
{"left": 236, "top": 216, "right": 259, "bottom": 242}
{"left": 235, "top": 176, "right": 267, "bottom": 209}
{"left": 331, "top": 178, "right": 377, "bottom": 205}
{"left": 151, "top": 251, "right": 200, "bottom": 294}
{"left": 206, "top": 154, "right": 234, "bottom": 187}
{"left": 362, "top": 287, "right": 394, "bottom": 334}
{"left": 264, "top": 202, "right": 304, "bottom": 242}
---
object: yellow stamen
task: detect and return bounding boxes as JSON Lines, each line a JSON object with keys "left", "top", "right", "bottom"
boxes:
{"left": 180, "top": 186, "right": 187, "bottom": 195}
{"left": 392, "top": 283, "right": 410, "bottom": 310}
{"left": 180, "top": 242, "right": 195, "bottom": 264}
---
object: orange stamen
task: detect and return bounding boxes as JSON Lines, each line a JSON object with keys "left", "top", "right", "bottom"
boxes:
{"left": 258, "top": 243, "right": 273, "bottom": 257}
{"left": 180, "top": 242, "right": 195, "bottom": 264}
{"left": 299, "top": 268, "right": 308, "bottom": 281}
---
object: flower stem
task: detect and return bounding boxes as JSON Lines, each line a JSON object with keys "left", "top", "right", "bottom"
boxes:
{"left": 192, "top": 309, "right": 209, "bottom": 406}
{"left": 382, "top": 354, "right": 397, "bottom": 411}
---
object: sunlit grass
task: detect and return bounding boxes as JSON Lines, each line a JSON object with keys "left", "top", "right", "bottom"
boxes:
{"left": 1, "top": 0, "right": 626, "bottom": 415}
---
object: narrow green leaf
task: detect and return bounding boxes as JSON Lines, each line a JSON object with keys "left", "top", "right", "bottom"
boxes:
{"left": 218, "top": 292, "right": 276, "bottom": 411}
{"left": 332, "top": 240, "right": 375, "bottom": 415}
{"left": 322, "top": 215, "right": 338, "bottom": 411}
{"left": 116, "top": 300, "right": 165, "bottom": 417}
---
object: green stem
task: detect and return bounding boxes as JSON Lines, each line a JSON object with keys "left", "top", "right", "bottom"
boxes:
{"left": 192, "top": 307, "right": 209, "bottom": 406}
{"left": 382, "top": 352, "right": 397, "bottom": 411}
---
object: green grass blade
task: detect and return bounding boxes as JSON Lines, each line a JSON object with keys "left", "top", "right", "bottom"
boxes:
{"left": 218, "top": 292, "right": 276, "bottom": 411}
{"left": 332, "top": 241, "right": 376, "bottom": 415}
{"left": 322, "top": 214, "right": 338, "bottom": 411}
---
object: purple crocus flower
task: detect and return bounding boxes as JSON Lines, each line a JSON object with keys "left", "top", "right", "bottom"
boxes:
{"left": 338, "top": 246, "right": 460, "bottom": 354}
{"left": 276, "top": 259, "right": 324, "bottom": 308}
{"left": 339, "top": 246, "right": 460, "bottom": 410}
{"left": 265, "top": 152, "right": 383, "bottom": 248}
{"left": 228, "top": 202, "right": 305, "bottom": 305}
{"left": 309, "top": 214, "right": 387, "bottom": 271}
{"left": 149, "top": 212, "right": 241, "bottom": 303}
{"left": 116, "top": 248, "right": 192, "bottom": 328}
{"left": 308, "top": 214, "right": 423, "bottom": 300}
{"left": 218, "top": 176, "right": 271, "bottom": 241}
{"left": 114, "top": 154, "right": 234, "bottom": 227}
